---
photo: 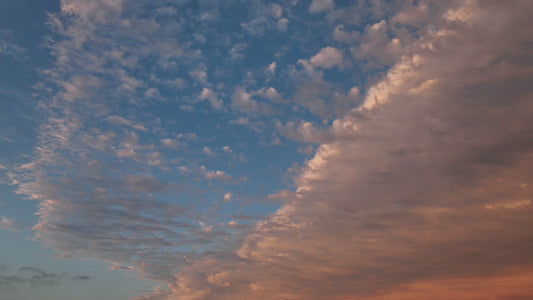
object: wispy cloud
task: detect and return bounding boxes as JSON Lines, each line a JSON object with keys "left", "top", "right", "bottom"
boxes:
{"left": 0, "top": 216, "right": 24, "bottom": 232}
{"left": 0, "top": 30, "right": 27, "bottom": 60}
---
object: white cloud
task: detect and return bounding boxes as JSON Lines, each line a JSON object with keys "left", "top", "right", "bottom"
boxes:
{"left": 309, "top": 0, "right": 334, "bottom": 13}
{"left": 106, "top": 115, "right": 148, "bottom": 132}
{"left": 0, "top": 216, "right": 19, "bottom": 232}
{"left": 61, "top": 0, "right": 126, "bottom": 23}
{"left": 333, "top": 25, "right": 359, "bottom": 43}
{"left": 145, "top": 87, "right": 162, "bottom": 99}
{"left": 391, "top": 2, "right": 429, "bottom": 25}
{"left": 202, "top": 146, "right": 216, "bottom": 157}
{"left": 0, "top": 30, "right": 27, "bottom": 60}
{"left": 189, "top": 68, "right": 207, "bottom": 83}
{"left": 266, "top": 62, "right": 276, "bottom": 74}
{"left": 160, "top": 138, "right": 179, "bottom": 149}
{"left": 204, "top": 170, "right": 230, "bottom": 181}
{"left": 351, "top": 20, "right": 402, "bottom": 65}
{"left": 223, "top": 193, "right": 232, "bottom": 202}
{"left": 269, "top": 4, "right": 283, "bottom": 19}
{"left": 229, "top": 42, "right": 248, "bottom": 59}
{"left": 199, "top": 88, "right": 223, "bottom": 110}
{"left": 276, "top": 18, "right": 289, "bottom": 31}
{"left": 222, "top": 146, "right": 233, "bottom": 153}
{"left": 309, "top": 46, "right": 344, "bottom": 69}
{"left": 253, "top": 87, "right": 284, "bottom": 103}
{"left": 231, "top": 87, "right": 260, "bottom": 113}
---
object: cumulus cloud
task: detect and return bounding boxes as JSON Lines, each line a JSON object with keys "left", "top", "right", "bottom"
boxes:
{"left": 309, "top": 0, "right": 334, "bottom": 13}
{"left": 223, "top": 193, "right": 232, "bottom": 202}
{"left": 201, "top": 146, "right": 216, "bottom": 157}
{"left": 309, "top": 46, "right": 344, "bottom": 69}
{"left": 253, "top": 86, "right": 284, "bottom": 103}
{"left": 231, "top": 86, "right": 274, "bottom": 115}
{"left": 351, "top": 19, "right": 402, "bottom": 65}
{"left": 0, "top": 30, "right": 27, "bottom": 60}
{"left": 198, "top": 88, "right": 223, "bottom": 110}
{"left": 199, "top": 166, "right": 245, "bottom": 184}
{"left": 189, "top": 68, "right": 207, "bottom": 83}
{"left": 0, "top": 216, "right": 20, "bottom": 232}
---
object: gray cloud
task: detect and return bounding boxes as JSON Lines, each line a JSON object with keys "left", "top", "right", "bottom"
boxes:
{"left": 0, "top": 266, "right": 94, "bottom": 289}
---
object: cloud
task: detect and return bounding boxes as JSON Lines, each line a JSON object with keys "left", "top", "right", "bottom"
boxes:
{"left": 142, "top": 1, "right": 533, "bottom": 298}
{"left": 198, "top": 88, "right": 223, "bottom": 110}
{"left": 231, "top": 87, "right": 258, "bottom": 113}
{"left": 160, "top": 138, "right": 179, "bottom": 149}
{"left": 253, "top": 87, "right": 284, "bottom": 103}
{"left": 106, "top": 115, "right": 148, "bottom": 132}
{"left": 351, "top": 19, "right": 402, "bottom": 65}
{"left": 223, "top": 193, "right": 232, "bottom": 202}
{"left": 200, "top": 166, "right": 245, "bottom": 184}
{"left": 12, "top": 0, "right": 533, "bottom": 299}
{"left": 0, "top": 266, "right": 94, "bottom": 289}
{"left": 60, "top": 0, "right": 126, "bottom": 23}
{"left": 309, "top": 0, "right": 334, "bottom": 13}
{"left": 309, "top": 46, "right": 344, "bottom": 69}
{"left": 189, "top": 68, "right": 207, "bottom": 83}
{"left": 391, "top": 2, "right": 429, "bottom": 25}
{"left": 266, "top": 62, "right": 276, "bottom": 74}
{"left": 201, "top": 146, "right": 216, "bottom": 157}
{"left": 239, "top": 2, "right": 289, "bottom": 35}
{"left": 231, "top": 86, "right": 274, "bottom": 115}
{"left": 71, "top": 275, "right": 94, "bottom": 281}
{"left": 110, "top": 265, "right": 135, "bottom": 271}
{"left": 0, "top": 216, "right": 20, "bottom": 232}
{"left": 276, "top": 119, "right": 359, "bottom": 144}
{"left": 0, "top": 30, "right": 27, "bottom": 60}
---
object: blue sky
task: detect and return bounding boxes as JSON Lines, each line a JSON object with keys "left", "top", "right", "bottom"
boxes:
{"left": 1, "top": 1, "right": 533, "bottom": 299}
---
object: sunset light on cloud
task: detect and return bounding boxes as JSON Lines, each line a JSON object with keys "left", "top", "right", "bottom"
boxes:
{"left": 1, "top": 1, "right": 532, "bottom": 299}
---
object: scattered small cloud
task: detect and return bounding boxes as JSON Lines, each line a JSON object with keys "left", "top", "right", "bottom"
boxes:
{"left": 223, "top": 193, "right": 232, "bottom": 202}
{"left": 0, "top": 216, "right": 21, "bottom": 232}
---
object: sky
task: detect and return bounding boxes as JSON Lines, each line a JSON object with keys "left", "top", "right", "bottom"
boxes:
{"left": 1, "top": 0, "right": 532, "bottom": 299}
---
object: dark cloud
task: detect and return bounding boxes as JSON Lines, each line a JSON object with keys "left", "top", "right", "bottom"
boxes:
{"left": 71, "top": 275, "right": 95, "bottom": 281}
{"left": 0, "top": 266, "right": 94, "bottom": 289}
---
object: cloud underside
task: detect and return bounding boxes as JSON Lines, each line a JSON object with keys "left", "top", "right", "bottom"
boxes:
{"left": 13, "top": 0, "right": 533, "bottom": 299}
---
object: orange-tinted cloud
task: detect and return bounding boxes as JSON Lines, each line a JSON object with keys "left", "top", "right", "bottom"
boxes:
{"left": 159, "top": 1, "right": 533, "bottom": 299}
